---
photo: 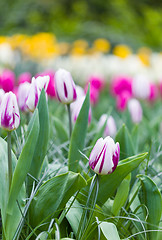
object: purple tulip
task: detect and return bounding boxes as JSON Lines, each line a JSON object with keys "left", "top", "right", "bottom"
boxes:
{"left": 55, "top": 68, "right": 77, "bottom": 104}
{"left": 0, "top": 91, "right": 20, "bottom": 131}
{"left": 89, "top": 136, "right": 120, "bottom": 175}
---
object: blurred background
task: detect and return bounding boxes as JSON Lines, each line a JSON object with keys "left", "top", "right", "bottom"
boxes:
{"left": 1, "top": 0, "right": 162, "bottom": 50}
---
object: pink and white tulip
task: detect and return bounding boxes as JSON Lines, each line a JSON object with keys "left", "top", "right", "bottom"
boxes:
{"left": 17, "top": 82, "right": 31, "bottom": 112}
{"left": 128, "top": 98, "right": 143, "bottom": 123}
{"left": 89, "top": 136, "right": 120, "bottom": 175}
{"left": 25, "top": 75, "right": 49, "bottom": 112}
{"left": 55, "top": 68, "right": 77, "bottom": 104}
{"left": 0, "top": 91, "right": 20, "bottom": 131}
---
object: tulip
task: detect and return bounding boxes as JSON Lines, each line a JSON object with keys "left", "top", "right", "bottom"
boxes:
{"left": 17, "top": 82, "right": 31, "bottom": 112}
{"left": 71, "top": 96, "right": 92, "bottom": 124}
{"left": 132, "top": 74, "right": 150, "bottom": 99}
{"left": 127, "top": 98, "right": 143, "bottom": 123}
{"left": 18, "top": 72, "right": 32, "bottom": 84}
{"left": 111, "top": 75, "right": 132, "bottom": 97}
{"left": 25, "top": 75, "right": 49, "bottom": 112}
{"left": 0, "top": 91, "right": 20, "bottom": 131}
{"left": 148, "top": 83, "right": 158, "bottom": 102}
{"left": 89, "top": 136, "right": 120, "bottom": 175}
{"left": 55, "top": 68, "right": 77, "bottom": 104}
{"left": 98, "top": 114, "right": 117, "bottom": 138}
{"left": 1, "top": 69, "right": 15, "bottom": 92}
{"left": 88, "top": 75, "right": 105, "bottom": 91}
{"left": 116, "top": 90, "right": 131, "bottom": 112}
{"left": 36, "top": 71, "right": 56, "bottom": 98}
{"left": 0, "top": 88, "right": 5, "bottom": 105}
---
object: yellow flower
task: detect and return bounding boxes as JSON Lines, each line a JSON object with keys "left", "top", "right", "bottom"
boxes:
{"left": 137, "top": 47, "right": 151, "bottom": 66}
{"left": 93, "top": 38, "right": 110, "bottom": 53}
{"left": 71, "top": 39, "right": 88, "bottom": 56}
{"left": 113, "top": 44, "right": 132, "bottom": 58}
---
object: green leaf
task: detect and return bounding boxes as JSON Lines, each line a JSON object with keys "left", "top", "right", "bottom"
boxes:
{"left": 66, "top": 197, "right": 83, "bottom": 236}
{"left": 137, "top": 174, "right": 162, "bottom": 240}
{"left": 115, "top": 124, "right": 134, "bottom": 160}
{"left": 53, "top": 116, "right": 68, "bottom": 143}
{"left": 29, "top": 89, "right": 49, "bottom": 181}
{"left": 100, "top": 222, "right": 121, "bottom": 240}
{"left": 0, "top": 137, "right": 26, "bottom": 240}
{"left": 68, "top": 87, "right": 90, "bottom": 172}
{"left": 97, "top": 153, "right": 148, "bottom": 205}
{"left": 7, "top": 109, "right": 39, "bottom": 215}
{"left": 30, "top": 171, "right": 87, "bottom": 228}
{"left": 112, "top": 173, "right": 131, "bottom": 216}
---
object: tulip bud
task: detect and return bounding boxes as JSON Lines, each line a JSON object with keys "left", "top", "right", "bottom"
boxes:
{"left": 71, "top": 96, "right": 92, "bottom": 124}
{"left": 128, "top": 98, "right": 143, "bottom": 123}
{"left": 89, "top": 136, "right": 120, "bottom": 175}
{"left": 17, "top": 82, "right": 31, "bottom": 112}
{"left": 98, "top": 114, "right": 117, "bottom": 138}
{"left": 0, "top": 91, "right": 20, "bottom": 131}
{"left": 55, "top": 68, "right": 77, "bottom": 104}
{"left": 26, "top": 75, "right": 49, "bottom": 112}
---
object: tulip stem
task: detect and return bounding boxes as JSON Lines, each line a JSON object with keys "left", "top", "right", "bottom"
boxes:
{"left": 7, "top": 131, "right": 12, "bottom": 191}
{"left": 67, "top": 104, "right": 72, "bottom": 138}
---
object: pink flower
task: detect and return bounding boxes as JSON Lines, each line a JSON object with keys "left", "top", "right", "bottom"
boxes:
{"left": 148, "top": 83, "right": 158, "bottom": 102}
{"left": 89, "top": 136, "right": 120, "bottom": 175}
{"left": 0, "top": 91, "right": 20, "bottom": 131}
{"left": 88, "top": 76, "right": 105, "bottom": 91}
{"left": 116, "top": 91, "right": 131, "bottom": 112}
{"left": 111, "top": 76, "right": 132, "bottom": 97}
{"left": 18, "top": 72, "right": 32, "bottom": 85}
{"left": 1, "top": 69, "right": 15, "bottom": 92}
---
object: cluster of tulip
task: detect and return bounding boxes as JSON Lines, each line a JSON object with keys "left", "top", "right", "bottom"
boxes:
{"left": 0, "top": 67, "right": 120, "bottom": 177}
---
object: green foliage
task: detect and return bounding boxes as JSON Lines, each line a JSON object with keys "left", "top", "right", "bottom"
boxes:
{"left": 97, "top": 153, "right": 147, "bottom": 205}
{"left": 68, "top": 87, "right": 90, "bottom": 172}
{"left": 138, "top": 174, "right": 162, "bottom": 240}
{"left": 29, "top": 89, "right": 49, "bottom": 179}
{"left": 30, "top": 171, "right": 87, "bottom": 228}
